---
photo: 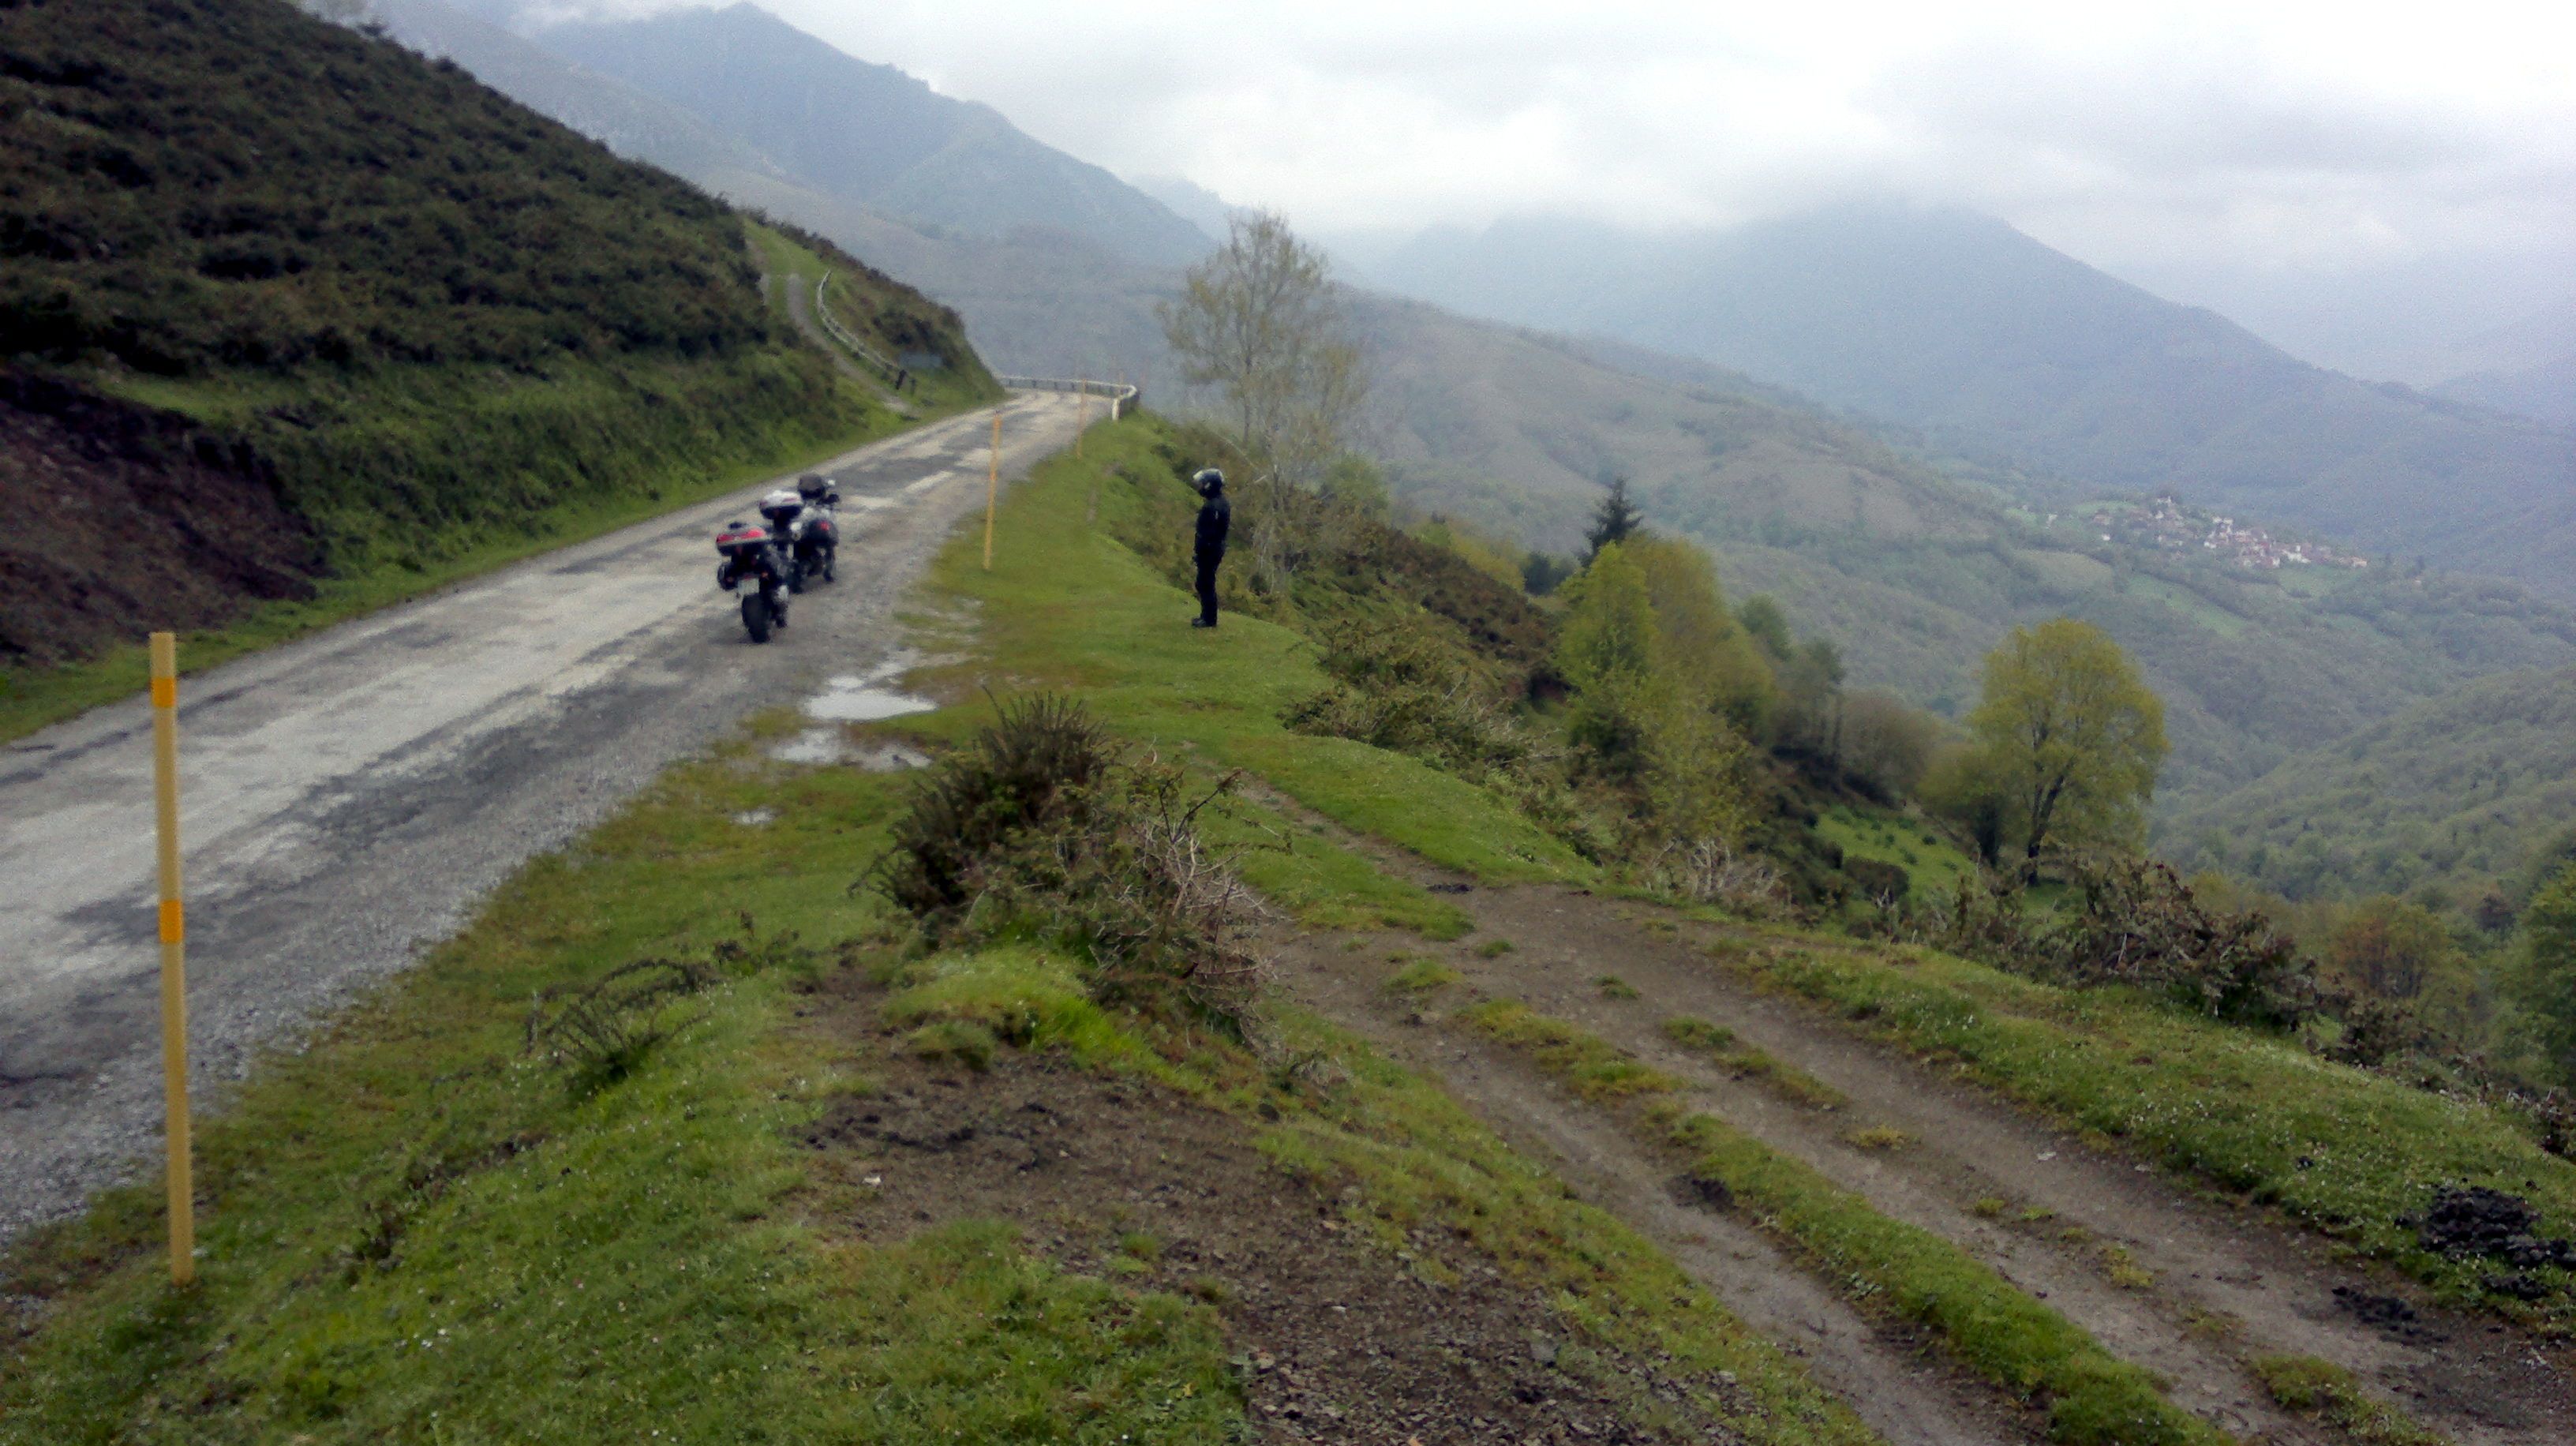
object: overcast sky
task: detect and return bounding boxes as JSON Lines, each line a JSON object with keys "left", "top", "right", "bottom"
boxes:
{"left": 547, "top": 2, "right": 2576, "bottom": 378}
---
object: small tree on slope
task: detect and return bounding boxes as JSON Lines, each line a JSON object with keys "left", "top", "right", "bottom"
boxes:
{"left": 1964, "top": 619, "right": 2167, "bottom": 882}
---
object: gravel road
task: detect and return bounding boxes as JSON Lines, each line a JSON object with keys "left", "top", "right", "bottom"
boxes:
{"left": 0, "top": 391, "right": 1083, "bottom": 1243}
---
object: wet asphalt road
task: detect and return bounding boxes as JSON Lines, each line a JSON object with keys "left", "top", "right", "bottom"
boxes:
{"left": 0, "top": 391, "right": 1083, "bottom": 1242}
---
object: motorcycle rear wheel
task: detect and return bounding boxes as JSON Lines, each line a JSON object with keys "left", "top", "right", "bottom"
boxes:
{"left": 740, "top": 590, "right": 773, "bottom": 643}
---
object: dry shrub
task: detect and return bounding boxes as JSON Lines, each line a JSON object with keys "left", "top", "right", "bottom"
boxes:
{"left": 1648, "top": 837, "right": 1793, "bottom": 919}
{"left": 1930, "top": 854, "right": 2317, "bottom": 1028}
{"left": 869, "top": 693, "right": 1271, "bottom": 1026}
{"left": 524, "top": 957, "right": 720, "bottom": 1085}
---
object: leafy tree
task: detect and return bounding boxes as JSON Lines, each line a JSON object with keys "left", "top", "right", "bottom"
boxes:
{"left": 1520, "top": 553, "right": 1574, "bottom": 597}
{"left": 1554, "top": 541, "right": 1662, "bottom": 774}
{"left": 1584, "top": 477, "right": 1645, "bottom": 560}
{"left": 1736, "top": 594, "right": 1794, "bottom": 661}
{"left": 1159, "top": 212, "right": 1367, "bottom": 583}
{"left": 1964, "top": 620, "right": 2168, "bottom": 879}
{"left": 2516, "top": 863, "right": 2576, "bottom": 1082}
{"left": 1555, "top": 541, "right": 1754, "bottom": 841}
{"left": 1623, "top": 535, "right": 1774, "bottom": 732}
{"left": 1840, "top": 690, "right": 1941, "bottom": 798}
{"left": 2325, "top": 896, "right": 2458, "bottom": 1001}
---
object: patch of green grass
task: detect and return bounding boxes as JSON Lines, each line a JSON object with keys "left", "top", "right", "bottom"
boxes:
{"left": 1812, "top": 806, "right": 1977, "bottom": 903}
{"left": 1199, "top": 795, "right": 1472, "bottom": 938}
{"left": 1458, "top": 1000, "right": 1681, "bottom": 1102}
{"left": 1662, "top": 1016, "right": 1849, "bottom": 1111}
{"left": 1476, "top": 938, "right": 1517, "bottom": 957}
{"left": 915, "top": 416, "right": 1591, "bottom": 890}
{"left": 882, "top": 945, "right": 1138, "bottom": 1065}
{"left": 1722, "top": 938, "right": 2576, "bottom": 1319}
{"left": 0, "top": 757, "right": 1245, "bottom": 1444}
{"left": 2249, "top": 1355, "right": 2449, "bottom": 1446}
{"left": 1386, "top": 958, "right": 1464, "bottom": 994}
{"left": 1595, "top": 973, "right": 1642, "bottom": 999}
{"left": 2099, "top": 1246, "right": 2154, "bottom": 1291}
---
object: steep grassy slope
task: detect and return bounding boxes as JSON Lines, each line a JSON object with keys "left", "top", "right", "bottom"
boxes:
{"left": 0, "top": 0, "right": 991, "bottom": 734}
{"left": 2167, "top": 665, "right": 2576, "bottom": 908}
{"left": 1367, "top": 204, "right": 2576, "bottom": 601}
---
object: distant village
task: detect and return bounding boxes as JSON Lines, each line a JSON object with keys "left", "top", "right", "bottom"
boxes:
{"left": 2080, "top": 493, "right": 2371, "bottom": 572}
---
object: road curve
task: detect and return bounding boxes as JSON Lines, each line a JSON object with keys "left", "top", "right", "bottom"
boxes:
{"left": 0, "top": 391, "right": 1083, "bottom": 1242}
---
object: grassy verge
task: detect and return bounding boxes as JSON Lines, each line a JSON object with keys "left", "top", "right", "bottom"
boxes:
{"left": 2, "top": 353, "right": 923, "bottom": 744}
{"left": 899, "top": 413, "right": 1590, "bottom": 888}
{"left": 1465, "top": 1002, "right": 2233, "bottom": 1446}
{"left": 1662, "top": 1016, "right": 1851, "bottom": 1109}
{"left": 0, "top": 755, "right": 1241, "bottom": 1443}
{"left": 1713, "top": 934, "right": 2576, "bottom": 1321}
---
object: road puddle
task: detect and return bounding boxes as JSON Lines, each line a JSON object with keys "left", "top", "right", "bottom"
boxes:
{"left": 804, "top": 662, "right": 934, "bottom": 723}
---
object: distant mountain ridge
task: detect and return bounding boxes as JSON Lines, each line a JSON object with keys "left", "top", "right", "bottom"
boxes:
{"left": 485, "top": 2, "right": 1211, "bottom": 266}
{"left": 1366, "top": 206, "right": 2576, "bottom": 599}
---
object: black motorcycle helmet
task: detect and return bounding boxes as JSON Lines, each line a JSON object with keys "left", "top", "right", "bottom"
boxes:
{"left": 1193, "top": 467, "right": 1224, "bottom": 498}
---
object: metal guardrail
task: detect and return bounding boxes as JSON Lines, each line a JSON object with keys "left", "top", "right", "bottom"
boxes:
{"left": 994, "top": 375, "right": 1143, "bottom": 420}
{"left": 812, "top": 272, "right": 912, "bottom": 390}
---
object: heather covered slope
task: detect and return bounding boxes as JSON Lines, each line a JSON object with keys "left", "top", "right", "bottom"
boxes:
{"left": 0, "top": 0, "right": 989, "bottom": 729}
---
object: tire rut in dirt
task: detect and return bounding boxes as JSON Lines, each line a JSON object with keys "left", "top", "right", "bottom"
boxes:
{"left": 1271, "top": 939, "right": 2050, "bottom": 1446}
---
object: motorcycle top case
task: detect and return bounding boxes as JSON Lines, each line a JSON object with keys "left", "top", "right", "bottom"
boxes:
{"left": 714, "top": 522, "right": 771, "bottom": 557}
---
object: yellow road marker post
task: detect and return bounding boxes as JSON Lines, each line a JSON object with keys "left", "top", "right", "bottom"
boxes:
{"left": 149, "top": 632, "right": 196, "bottom": 1286}
{"left": 983, "top": 407, "right": 1002, "bottom": 570}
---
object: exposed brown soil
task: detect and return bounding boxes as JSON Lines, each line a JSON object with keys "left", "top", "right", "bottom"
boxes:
{"left": 0, "top": 368, "right": 318, "bottom": 665}
{"left": 1267, "top": 861, "right": 2576, "bottom": 1446}
{"left": 800, "top": 980, "right": 1771, "bottom": 1444}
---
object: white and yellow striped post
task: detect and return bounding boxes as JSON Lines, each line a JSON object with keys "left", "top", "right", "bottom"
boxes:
{"left": 983, "top": 409, "right": 1002, "bottom": 571}
{"left": 149, "top": 633, "right": 195, "bottom": 1286}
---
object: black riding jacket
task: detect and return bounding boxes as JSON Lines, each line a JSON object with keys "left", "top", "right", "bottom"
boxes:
{"left": 1194, "top": 492, "right": 1231, "bottom": 557}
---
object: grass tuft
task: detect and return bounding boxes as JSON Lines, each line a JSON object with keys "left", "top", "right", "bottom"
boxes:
{"left": 1459, "top": 1000, "right": 1682, "bottom": 1102}
{"left": 2249, "top": 1355, "right": 2449, "bottom": 1446}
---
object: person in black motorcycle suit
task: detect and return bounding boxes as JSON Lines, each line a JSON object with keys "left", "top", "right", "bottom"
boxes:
{"left": 1189, "top": 467, "right": 1230, "bottom": 628}
{"left": 715, "top": 519, "right": 791, "bottom": 627}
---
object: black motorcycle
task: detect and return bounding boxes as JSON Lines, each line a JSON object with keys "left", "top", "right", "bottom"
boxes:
{"left": 714, "top": 520, "right": 791, "bottom": 642}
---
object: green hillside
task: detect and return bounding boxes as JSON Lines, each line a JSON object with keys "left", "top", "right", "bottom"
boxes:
{"left": 0, "top": 0, "right": 994, "bottom": 734}
{"left": 2167, "top": 665, "right": 2576, "bottom": 911}
{"left": 1360, "top": 296, "right": 2576, "bottom": 806}
{"left": 1365, "top": 204, "right": 2576, "bottom": 601}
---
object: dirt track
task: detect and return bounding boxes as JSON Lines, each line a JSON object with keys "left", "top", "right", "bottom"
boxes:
{"left": 1270, "top": 866, "right": 2576, "bottom": 1446}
